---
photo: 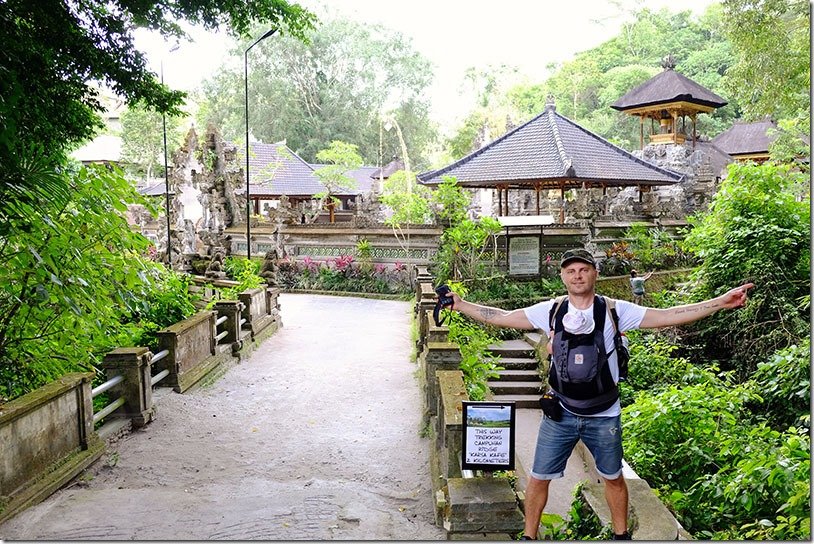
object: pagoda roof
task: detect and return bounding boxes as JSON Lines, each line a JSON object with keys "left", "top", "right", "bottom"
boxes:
{"left": 234, "top": 142, "right": 360, "bottom": 197}
{"left": 418, "top": 104, "right": 683, "bottom": 188}
{"left": 611, "top": 68, "right": 727, "bottom": 112}
{"left": 711, "top": 119, "right": 776, "bottom": 156}
{"left": 370, "top": 158, "right": 405, "bottom": 179}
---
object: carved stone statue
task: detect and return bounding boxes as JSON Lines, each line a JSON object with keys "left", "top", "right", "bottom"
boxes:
{"left": 205, "top": 248, "right": 227, "bottom": 279}
{"left": 258, "top": 249, "right": 280, "bottom": 286}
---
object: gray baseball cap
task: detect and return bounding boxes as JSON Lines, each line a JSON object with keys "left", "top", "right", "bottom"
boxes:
{"left": 560, "top": 248, "right": 596, "bottom": 268}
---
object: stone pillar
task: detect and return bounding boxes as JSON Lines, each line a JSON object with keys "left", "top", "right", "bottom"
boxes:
{"left": 436, "top": 370, "right": 467, "bottom": 480}
{"left": 415, "top": 281, "right": 435, "bottom": 316}
{"left": 100, "top": 347, "right": 154, "bottom": 428}
{"left": 266, "top": 287, "right": 282, "bottom": 324}
{"left": 421, "top": 342, "right": 462, "bottom": 419}
{"left": 214, "top": 300, "right": 244, "bottom": 352}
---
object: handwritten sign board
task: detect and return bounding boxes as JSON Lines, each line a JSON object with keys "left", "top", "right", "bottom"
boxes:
{"left": 461, "top": 401, "right": 516, "bottom": 471}
{"left": 508, "top": 236, "right": 540, "bottom": 276}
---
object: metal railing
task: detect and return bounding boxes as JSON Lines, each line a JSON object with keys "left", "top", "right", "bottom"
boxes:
{"left": 92, "top": 349, "right": 172, "bottom": 426}
{"left": 150, "top": 349, "right": 170, "bottom": 386}
{"left": 214, "top": 315, "right": 229, "bottom": 343}
{"left": 92, "top": 374, "right": 125, "bottom": 425}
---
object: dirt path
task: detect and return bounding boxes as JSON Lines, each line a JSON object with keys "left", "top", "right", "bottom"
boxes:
{"left": 1, "top": 294, "right": 445, "bottom": 540}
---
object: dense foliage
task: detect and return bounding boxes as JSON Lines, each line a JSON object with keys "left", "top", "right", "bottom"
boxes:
{"left": 0, "top": 0, "right": 315, "bottom": 227}
{"left": 275, "top": 256, "right": 411, "bottom": 296}
{"left": 0, "top": 164, "right": 157, "bottom": 400}
{"left": 196, "top": 17, "right": 436, "bottom": 166}
{"left": 446, "top": 5, "right": 738, "bottom": 158}
{"left": 443, "top": 282, "right": 502, "bottom": 401}
{"left": 681, "top": 162, "right": 810, "bottom": 376}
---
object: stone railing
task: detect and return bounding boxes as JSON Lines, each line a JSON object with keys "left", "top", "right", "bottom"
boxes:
{"left": 414, "top": 279, "right": 525, "bottom": 539}
{"left": 0, "top": 284, "right": 282, "bottom": 523}
{"left": 225, "top": 223, "right": 443, "bottom": 266}
{"left": 0, "top": 373, "right": 105, "bottom": 524}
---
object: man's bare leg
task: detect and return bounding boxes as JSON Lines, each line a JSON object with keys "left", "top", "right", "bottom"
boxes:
{"left": 603, "top": 474, "right": 629, "bottom": 535}
{"left": 523, "top": 477, "right": 551, "bottom": 538}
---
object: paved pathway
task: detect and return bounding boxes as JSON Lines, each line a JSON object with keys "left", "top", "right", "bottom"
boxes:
{"left": 0, "top": 294, "right": 445, "bottom": 540}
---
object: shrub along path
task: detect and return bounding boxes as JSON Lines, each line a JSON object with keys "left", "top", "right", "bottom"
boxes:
{"left": 0, "top": 294, "right": 445, "bottom": 540}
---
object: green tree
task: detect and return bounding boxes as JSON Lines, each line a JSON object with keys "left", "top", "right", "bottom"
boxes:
{"left": 464, "top": 4, "right": 737, "bottom": 154}
{"left": 0, "top": 165, "right": 160, "bottom": 400}
{"left": 309, "top": 140, "right": 362, "bottom": 223}
{"left": 120, "top": 102, "right": 184, "bottom": 180}
{"left": 721, "top": 0, "right": 810, "bottom": 120}
{"left": 0, "top": 0, "right": 315, "bottom": 225}
{"left": 380, "top": 170, "right": 434, "bottom": 254}
{"left": 721, "top": 0, "right": 811, "bottom": 164}
{"left": 681, "top": 162, "right": 810, "bottom": 375}
{"left": 197, "top": 18, "right": 436, "bottom": 166}
{"left": 431, "top": 176, "right": 471, "bottom": 226}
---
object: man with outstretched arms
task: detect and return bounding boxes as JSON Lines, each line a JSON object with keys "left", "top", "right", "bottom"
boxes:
{"left": 443, "top": 248, "right": 753, "bottom": 540}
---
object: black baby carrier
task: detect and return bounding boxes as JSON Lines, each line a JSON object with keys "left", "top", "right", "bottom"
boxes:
{"left": 547, "top": 295, "right": 621, "bottom": 415}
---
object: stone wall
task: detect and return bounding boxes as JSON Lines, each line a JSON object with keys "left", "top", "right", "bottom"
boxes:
{"left": 0, "top": 373, "right": 104, "bottom": 524}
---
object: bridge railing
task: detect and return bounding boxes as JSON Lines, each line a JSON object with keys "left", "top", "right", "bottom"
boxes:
{"left": 0, "top": 283, "right": 283, "bottom": 524}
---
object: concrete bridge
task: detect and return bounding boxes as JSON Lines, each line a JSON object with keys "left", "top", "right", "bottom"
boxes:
{"left": 0, "top": 294, "right": 447, "bottom": 540}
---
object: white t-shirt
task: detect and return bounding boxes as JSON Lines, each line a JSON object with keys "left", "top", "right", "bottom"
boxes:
{"left": 524, "top": 297, "right": 647, "bottom": 417}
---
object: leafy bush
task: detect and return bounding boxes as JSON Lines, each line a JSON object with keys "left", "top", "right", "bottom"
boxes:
{"left": 444, "top": 282, "right": 502, "bottom": 400}
{"left": 624, "top": 223, "right": 695, "bottom": 271}
{"left": 672, "top": 424, "right": 810, "bottom": 540}
{"left": 600, "top": 240, "right": 635, "bottom": 276}
{"left": 0, "top": 164, "right": 159, "bottom": 401}
{"left": 618, "top": 330, "right": 718, "bottom": 407}
{"left": 273, "top": 256, "right": 412, "bottom": 295}
{"left": 681, "top": 162, "right": 810, "bottom": 375}
{"left": 432, "top": 216, "right": 501, "bottom": 283}
{"left": 749, "top": 339, "right": 811, "bottom": 430}
{"left": 122, "top": 268, "right": 199, "bottom": 350}
{"left": 623, "top": 380, "right": 757, "bottom": 490}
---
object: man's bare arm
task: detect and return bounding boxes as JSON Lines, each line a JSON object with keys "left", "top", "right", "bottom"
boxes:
{"left": 640, "top": 283, "right": 754, "bottom": 329}
{"left": 448, "top": 294, "right": 535, "bottom": 330}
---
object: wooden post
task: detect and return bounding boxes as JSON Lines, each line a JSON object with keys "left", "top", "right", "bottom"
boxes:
{"left": 671, "top": 110, "right": 679, "bottom": 144}
{"left": 639, "top": 116, "right": 644, "bottom": 149}
{"left": 535, "top": 183, "right": 542, "bottom": 214}
{"left": 559, "top": 183, "right": 565, "bottom": 223}
{"left": 692, "top": 113, "right": 697, "bottom": 149}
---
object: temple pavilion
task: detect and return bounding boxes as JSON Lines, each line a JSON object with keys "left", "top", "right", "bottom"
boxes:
{"left": 418, "top": 98, "right": 683, "bottom": 222}
{"left": 611, "top": 56, "right": 727, "bottom": 149}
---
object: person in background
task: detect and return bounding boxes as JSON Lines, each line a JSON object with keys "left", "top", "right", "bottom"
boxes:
{"left": 440, "top": 248, "right": 753, "bottom": 540}
{"left": 629, "top": 269, "right": 652, "bottom": 305}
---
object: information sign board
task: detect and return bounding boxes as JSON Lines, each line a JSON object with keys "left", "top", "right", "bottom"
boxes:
{"left": 461, "top": 401, "right": 516, "bottom": 471}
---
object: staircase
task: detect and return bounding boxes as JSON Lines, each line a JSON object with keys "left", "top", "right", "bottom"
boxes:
{"left": 487, "top": 334, "right": 544, "bottom": 409}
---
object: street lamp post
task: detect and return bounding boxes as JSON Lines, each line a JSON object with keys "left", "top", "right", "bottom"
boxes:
{"left": 161, "top": 43, "right": 180, "bottom": 268}
{"left": 244, "top": 28, "right": 277, "bottom": 261}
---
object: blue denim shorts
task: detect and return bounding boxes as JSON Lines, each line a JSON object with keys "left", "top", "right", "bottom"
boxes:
{"left": 531, "top": 410, "right": 623, "bottom": 480}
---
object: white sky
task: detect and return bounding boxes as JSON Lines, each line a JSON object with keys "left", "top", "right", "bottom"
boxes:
{"left": 135, "top": 0, "right": 718, "bottom": 131}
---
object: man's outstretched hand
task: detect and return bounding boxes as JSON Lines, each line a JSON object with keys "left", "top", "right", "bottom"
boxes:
{"left": 719, "top": 283, "right": 755, "bottom": 309}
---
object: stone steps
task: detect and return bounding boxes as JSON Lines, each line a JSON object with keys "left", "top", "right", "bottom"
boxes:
{"left": 494, "top": 369, "right": 539, "bottom": 381}
{"left": 490, "top": 394, "right": 543, "bottom": 409}
{"left": 487, "top": 339, "right": 542, "bottom": 408}
{"left": 487, "top": 381, "right": 543, "bottom": 396}
{"left": 487, "top": 339, "right": 535, "bottom": 358}
{"left": 495, "top": 357, "right": 539, "bottom": 371}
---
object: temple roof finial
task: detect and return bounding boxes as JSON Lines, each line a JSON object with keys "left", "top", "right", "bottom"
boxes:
{"left": 661, "top": 54, "right": 676, "bottom": 71}
{"left": 545, "top": 94, "right": 556, "bottom": 112}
